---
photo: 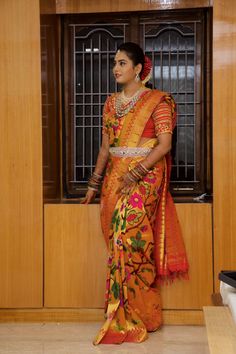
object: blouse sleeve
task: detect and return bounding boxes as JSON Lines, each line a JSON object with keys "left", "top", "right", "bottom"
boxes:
{"left": 152, "top": 95, "right": 175, "bottom": 137}
{"left": 102, "top": 96, "right": 111, "bottom": 136}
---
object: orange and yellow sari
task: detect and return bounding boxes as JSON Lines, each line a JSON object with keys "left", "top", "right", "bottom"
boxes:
{"left": 93, "top": 89, "right": 189, "bottom": 345}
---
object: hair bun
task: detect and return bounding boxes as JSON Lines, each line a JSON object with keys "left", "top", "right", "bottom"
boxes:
{"left": 140, "top": 55, "right": 152, "bottom": 84}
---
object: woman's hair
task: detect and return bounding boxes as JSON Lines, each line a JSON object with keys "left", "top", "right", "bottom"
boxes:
{"left": 116, "top": 42, "right": 145, "bottom": 76}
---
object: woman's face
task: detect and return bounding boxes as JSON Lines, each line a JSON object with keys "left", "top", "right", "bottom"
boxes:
{"left": 113, "top": 50, "right": 141, "bottom": 85}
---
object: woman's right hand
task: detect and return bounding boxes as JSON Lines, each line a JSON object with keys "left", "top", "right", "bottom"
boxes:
{"left": 80, "top": 189, "right": 97, "bottom": 204}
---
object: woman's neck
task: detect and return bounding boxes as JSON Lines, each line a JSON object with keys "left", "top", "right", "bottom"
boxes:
{"left": 122, "top": 81, "right": 143, "bottom": 98}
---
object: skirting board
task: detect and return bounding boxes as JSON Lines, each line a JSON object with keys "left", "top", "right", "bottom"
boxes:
{"left": 0, "top": 309, "right": 204, "bottom": 325}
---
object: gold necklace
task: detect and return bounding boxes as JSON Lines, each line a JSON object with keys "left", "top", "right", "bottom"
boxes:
{"left": 120, "top": 86, "right": 144, "bottom": 103}
{"left": 115, "top": 87, "right": 146, "bottom": 118}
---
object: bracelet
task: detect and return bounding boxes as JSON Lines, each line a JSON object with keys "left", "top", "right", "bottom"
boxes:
{"left": 127, "top": 162, "right": 150, "bottom": 182}
{"left": 126, "top": 171, "right": 138, "bottom": 183}
{"left": 93, "top": 172, "right": 103, "bottom": 180}
{"left": 138, "top": 161, "right": 149, "bottom": 174}
{"left": 129, "top": 168, "right": 142, "bottom": 180}
{"left": 88, "top": 171, "right": 103, "bottom": 191}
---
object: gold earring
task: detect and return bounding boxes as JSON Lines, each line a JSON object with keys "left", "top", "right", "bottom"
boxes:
{"left": 135, "top": 73, "right": 140, "bottom": 82}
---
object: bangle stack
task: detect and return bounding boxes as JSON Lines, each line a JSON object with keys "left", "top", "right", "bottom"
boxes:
{"left": 127, "top": 162, "right": 150, "bottom": 182}
{"left": 88, "top": 172, "right": 103, "bottom": 192}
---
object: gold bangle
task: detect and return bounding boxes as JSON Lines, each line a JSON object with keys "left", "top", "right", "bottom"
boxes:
{"left": 138, "top": 162, "right": 149, "bottom": 174}
{"left": 93, "top": 172, "right": 103, "bottom": 180}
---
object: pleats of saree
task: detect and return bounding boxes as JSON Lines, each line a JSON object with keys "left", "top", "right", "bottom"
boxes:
{"left": 94, "top": 157, "right": 164, "bottom": 345}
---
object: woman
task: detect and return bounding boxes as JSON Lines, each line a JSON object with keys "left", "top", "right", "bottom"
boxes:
{"left": 82, "top": 42, "right": 189, "bottom": 345}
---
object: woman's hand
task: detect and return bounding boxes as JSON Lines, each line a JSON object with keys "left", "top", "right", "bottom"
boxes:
{"left": 80, "top": 189, "right": 97, "bottom": 204}
{"left": 116, "top": 173, "right": 136, "bottom": 195}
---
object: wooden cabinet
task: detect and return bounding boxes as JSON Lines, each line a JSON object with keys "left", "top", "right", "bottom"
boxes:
{"left": 44, "top": 204, "right": 107, "bottom": 307}
{"left": 162, "top": 204, "right": 213, "bottom": 309}
{"left": 44, "top": 203, "right": 213, "bottom": 310}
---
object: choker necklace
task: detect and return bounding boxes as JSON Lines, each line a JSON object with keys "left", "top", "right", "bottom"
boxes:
{"left": 121, "top": 86, "right": 143, "bottom": 102}
{"left": 115, "top": 86, "right": 146, "bottom": 118}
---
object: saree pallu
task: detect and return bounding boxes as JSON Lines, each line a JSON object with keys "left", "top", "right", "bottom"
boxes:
{"left": 93, "top": 90, "right": 189, "bottom": 345}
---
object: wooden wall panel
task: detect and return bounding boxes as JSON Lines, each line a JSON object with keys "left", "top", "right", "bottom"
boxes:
{"left": 44, "top": 205, "right": 107, "bottom": 307}
{"left": 44, "top": 203, "right": 213, "bottom": 309}
{"left": 0, "top": 0, "right": 43, "bottom": 307}
{"left": 162, "top": 204, "right": 213, "bottom": 309}
{"left": 56, "top": 0, "right": 212, "bottom": 14}
{"left": 40, "top": 0, "right": 56, "bottom": 14}
{"left": 213, "top": 0, "right": 236, "bottom": 291}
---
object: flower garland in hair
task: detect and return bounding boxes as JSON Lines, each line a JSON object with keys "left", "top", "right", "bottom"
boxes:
{"left": 140, "top": 55, "right": 152, "bottom": 85}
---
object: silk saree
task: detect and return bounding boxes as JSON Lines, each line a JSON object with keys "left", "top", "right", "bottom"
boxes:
{"left": 93, "top": 89, "right": 189, "bottom": 345}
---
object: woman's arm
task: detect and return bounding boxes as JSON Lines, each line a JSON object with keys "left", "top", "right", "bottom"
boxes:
{"left": 140, "top": 132, "right": 172, "bottom": 169}
{"left": 93, "top": 134, "right": 110, "bottom": 175}
{"left": 81, "top": 134, "right": 110, "bottom": 204}
{"left": 117, "top": 133, "right": 172, "bottom": 194}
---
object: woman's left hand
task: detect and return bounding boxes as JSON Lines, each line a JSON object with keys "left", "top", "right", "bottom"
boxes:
{"left": 116, "top": 173, "right": 136, "bottom": 195}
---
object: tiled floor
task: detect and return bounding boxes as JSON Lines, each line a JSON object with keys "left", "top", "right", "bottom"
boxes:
{"left": 0, "top": 323, "right": 210, "bottom": 354}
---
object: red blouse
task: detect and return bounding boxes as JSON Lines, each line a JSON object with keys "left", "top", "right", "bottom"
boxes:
{"left": 102, "top": 94, "right": 174, "bottom": 138}
{"left": 141, "top": 98, "right": 173, "bottom": 138}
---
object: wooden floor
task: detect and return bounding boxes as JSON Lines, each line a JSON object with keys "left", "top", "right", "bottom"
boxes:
{"left": 203, "top": 306, "right": 236, "bottom": 354}
{"left": 0, "top": 323, "right": 209, "bottom": 353}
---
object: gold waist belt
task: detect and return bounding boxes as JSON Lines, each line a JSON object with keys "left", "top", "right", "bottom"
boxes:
{"left": 109, "top": 147, "right": 152, "bottom": 157}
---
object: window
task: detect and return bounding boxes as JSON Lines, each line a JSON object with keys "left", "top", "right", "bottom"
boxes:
{"left": 63, "top": 17, "right": 129, "bottom": 197}
{"left": 61, "top": 9, "right": 212, "bottom": 199}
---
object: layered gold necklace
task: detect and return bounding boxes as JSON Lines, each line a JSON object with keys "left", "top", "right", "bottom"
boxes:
{"left": 115, "top": 86, "right": 147, "bottom": 118}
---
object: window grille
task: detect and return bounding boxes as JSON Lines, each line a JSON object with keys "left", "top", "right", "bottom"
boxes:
{"left": 66, "top": 22, "right": 128, "bottom": 193}
{"left": 141, "top": 19, "right": 201, "bottom": 192}
{"left": 63, "top": 11, "right": 211, "bottom": 198}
